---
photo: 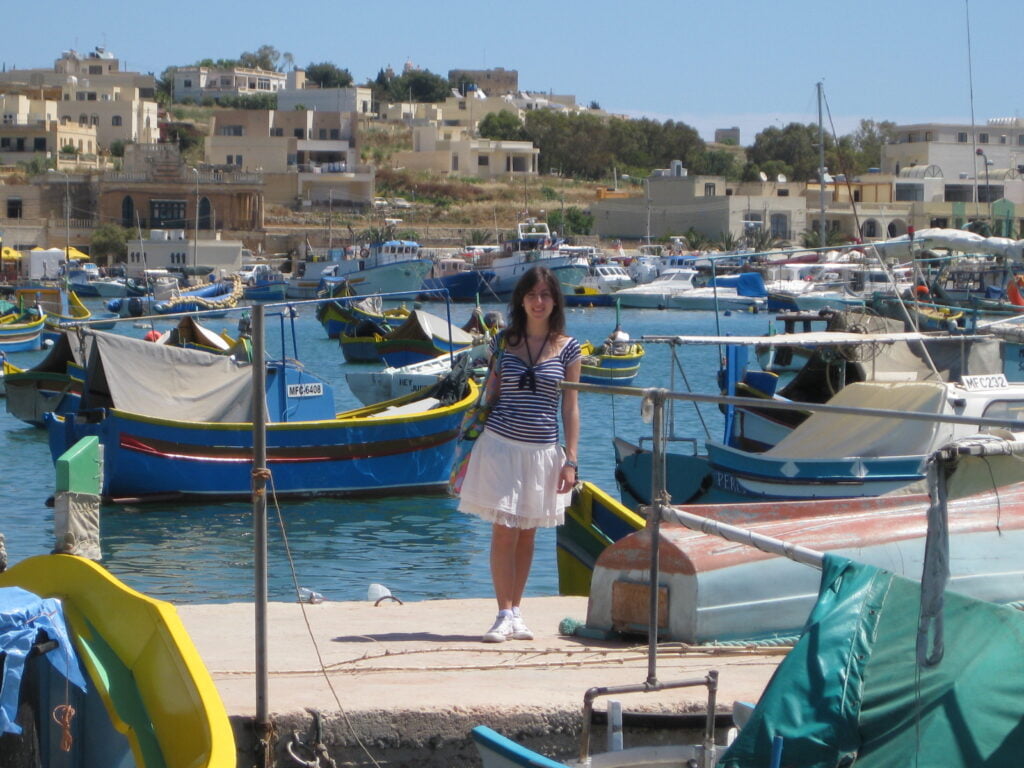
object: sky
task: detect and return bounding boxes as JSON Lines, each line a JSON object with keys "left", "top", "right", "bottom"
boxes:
{"left": 6, "top": 0, "right": 1022, "bottom": 144}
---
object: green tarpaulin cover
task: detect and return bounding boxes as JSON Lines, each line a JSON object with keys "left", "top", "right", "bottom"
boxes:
{"left": 721, "top": 554, "right": 1024, "bottom": 767}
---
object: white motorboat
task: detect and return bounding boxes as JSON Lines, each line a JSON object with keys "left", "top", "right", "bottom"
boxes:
{"left": 615, "top": 268, "right": 766, "bottom": 311}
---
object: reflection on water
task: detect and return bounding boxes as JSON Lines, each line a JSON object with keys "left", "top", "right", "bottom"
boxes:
{"left": 0, "top": 299, "right": 771, "bottom": 603}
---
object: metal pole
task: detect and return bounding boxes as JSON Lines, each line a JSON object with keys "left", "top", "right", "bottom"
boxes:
{"left": 646, "top": 389, "right": 668, "bottom": 685}
{"left": 192, "top": 168, "right": 200, "bottom": 280}
{"left": 64, "top": 173, "right": 70, "bottom": 260}
{"left": 251, "top": 304, "right": 272, "bottom": 767}
{"left": 817, "top": 82, "right": 827, "bottom": 246}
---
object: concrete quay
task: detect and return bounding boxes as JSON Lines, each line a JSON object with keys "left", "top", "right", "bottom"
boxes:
{"left": 178, "top": 596, "right": 785, "bottom": 767}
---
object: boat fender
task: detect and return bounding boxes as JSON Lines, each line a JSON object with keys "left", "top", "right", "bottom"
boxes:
{"left": 143, "top": 330, "right": 161, "bottom": 342}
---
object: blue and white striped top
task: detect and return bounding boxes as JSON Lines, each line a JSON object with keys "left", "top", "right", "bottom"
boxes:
{"left": 485, "top": 334, "right": 581, "bottom": 445}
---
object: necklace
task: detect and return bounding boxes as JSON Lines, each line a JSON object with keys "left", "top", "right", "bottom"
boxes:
{"left": 518, "top": 334, "right": 547, "bottom": 392}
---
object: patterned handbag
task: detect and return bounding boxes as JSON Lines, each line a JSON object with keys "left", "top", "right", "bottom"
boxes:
{"left": 448, "top": 333, "right": 505, "bottom": 496}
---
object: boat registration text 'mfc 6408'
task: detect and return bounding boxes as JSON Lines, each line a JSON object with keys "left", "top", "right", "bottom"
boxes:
{"left": 288, "top": 382, "right": 324, "bottom": 398}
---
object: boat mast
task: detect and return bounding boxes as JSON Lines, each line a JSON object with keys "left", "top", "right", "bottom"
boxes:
{"left": 817, "top": 81, "right": 827, "bottom": 246}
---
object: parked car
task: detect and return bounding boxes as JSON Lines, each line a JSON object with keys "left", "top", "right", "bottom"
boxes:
{"left": 389, "top": 197, "right": 413, "bottom": 209}
{"left": 373, "top": 198, "right": 389, "bottom": 209}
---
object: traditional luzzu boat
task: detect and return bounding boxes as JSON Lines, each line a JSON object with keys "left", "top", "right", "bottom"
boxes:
{"left": 578, "top": 309, "right": 644, "bottom": 386}
{"left": 0, "top": 554, "right": 235, "bottom": 767}
{"left": 374, "top": 308, "right": 479, "bottom": 368}
{"left": 44, "top": 327, "right": 477, "bottom": 501}
{"left": 0, "top": 300, "right": 46, "bottom": 352}
{"left": 15, "top": 286, "right": 91, "bottom": 343}
{"left": 5, "top": 317, "right": 249, "bottom": 427}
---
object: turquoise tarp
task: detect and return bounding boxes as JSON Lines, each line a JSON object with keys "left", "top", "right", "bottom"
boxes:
{"left": 720, "top": 554, "right": 1024, "bottom": 767}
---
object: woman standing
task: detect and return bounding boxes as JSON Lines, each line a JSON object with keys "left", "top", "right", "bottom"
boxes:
{"left": 458, "top": 266, "right": 581, "bottom": 642}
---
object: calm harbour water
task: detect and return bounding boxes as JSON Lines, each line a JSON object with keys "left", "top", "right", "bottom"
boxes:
{"left": 0, "top": 297, "right": 773, "bottom": 604}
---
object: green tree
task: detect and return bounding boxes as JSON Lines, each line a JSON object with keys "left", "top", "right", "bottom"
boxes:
{"left": 693, "top": 149, "right": 740, "bottom": 179}
{"left": 547, "top": 207, "right": 593, "bottom": 236}
{"left": 239, "top": 45, "right": 281, "bottom": 71}
{"left": 91, "top": 223, "right": 131, "bottom": 265}
{"left": 715, "top": 231, "right": 741, "bottom": 251}
{"left": 305, "top": 62, "right": 353, "bottom": 88}
{"left": 744, "top": 228, "right": 786, "bottom": 251}
{"left": 109, "top": 139, "right": 131, "bottom": 158}
{"left": 850, "top": 119, "right": 897, "bottom": 172}
{"left": 748, "top": 123, "right": 823, "bottom": 181}
{"left": 799, "top": 227, "right": 849, "bottom": 248}
{"left": 156, "top": 66, "right": 176, "bottom": 107}
{"left": 388, "top": 69, "right": 452, "bottom": 102}
{"left": 465, "top": 229, "right": 495, "bottom": 245}
{"left": 478, "top": 110, "right": 526, "bottom": 141}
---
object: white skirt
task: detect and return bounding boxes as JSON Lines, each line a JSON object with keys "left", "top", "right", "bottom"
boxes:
{"left": 457, "top": 429, "right": 570, "bottom": 529}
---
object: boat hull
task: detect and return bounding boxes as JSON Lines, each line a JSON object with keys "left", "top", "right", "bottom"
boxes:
{"left": 45, "top": 385, "right": 477, "bottom": 501}
{"left": 587, "top": 479, "right": 1024, "bottom": 643}
{"left": 0, "top": 315, "right": 45, "bottom": 352}
{"left": 420, "top": 270, "right": 495, "bottom": 302}
{"left": 0, "top": 554, "right": 235, "bottom": 768}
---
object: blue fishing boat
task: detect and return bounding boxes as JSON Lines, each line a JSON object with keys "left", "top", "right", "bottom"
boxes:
{"left": 474, "top": 220, "right": 590, "bottom": 298}
{"left": 0, "top": 301, "right": 45, "bottom": 352}
{"left": 44, "top": 328, "right": 477, "bottom": 501}
{"left": 375, "top": 308, "right": 479, "bottom": 368}
{"left": 420, "top": 256, "right": 496, "bottom": 302}
{"left": 241, "top": 264, "right": 288, "bottom": 302}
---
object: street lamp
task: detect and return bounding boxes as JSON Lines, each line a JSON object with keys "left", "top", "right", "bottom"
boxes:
{"left": 48, "top": 169, "right": 70, "bottom": 261}
{"left": 191, "top": 167, "right": 200, "bottom": 280}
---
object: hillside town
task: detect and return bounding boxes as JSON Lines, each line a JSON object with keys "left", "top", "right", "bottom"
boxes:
{"left": 1, "top": 45, "right": 1022, "bottom": 279}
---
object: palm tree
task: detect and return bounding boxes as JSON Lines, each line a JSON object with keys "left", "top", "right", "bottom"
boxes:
{"left": 683, "top": 227, "right": 711, "bottom": 251}
{"left": 465, "top": 229, "right": 494, "bottom": 246}
{"left": 799, "top": 228, "right": 850, "bottom": 248}
{"left": 744, "top": 228, "right": 786, "bottom": 253}
{"left": 715, "top": 231, "right": 741, "bottom": 252}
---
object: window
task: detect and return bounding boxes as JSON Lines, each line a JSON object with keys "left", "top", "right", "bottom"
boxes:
{"left": 452, "top": 155, "right": 459, "bottom": 171}
{"left": 7, "top": 197, "right": 23, "bottom": 218}
{"left": 777, "top": 189, "right": 789, "bottom": 196}
{"left": 511, "top": 156, "right": 527, "bottom": 172}
{"left": 184, "top": 79, "right": 193, "bottom": 88}
{"left": 944, "top": 184, "right": 974, "bottom": 203}
{"left": 478, "top": 155, "right": 489, "bottom": 166}
{"left": 234, "top": 155, "right": 243, "bottom": 167}
{"left": 226, "top": 155, "right": 234, "bottom": 165}
{"left": 271, "top": 127, "right": 283, "bottom": 137}
{"left": 88, "top": 65, "right": 102, "bottom": 75}
{"left": 896, "top": 183, "right": 924, "bottom": 201}
{"left": 1019, "top": 135, "right": 1024, "bottom": 146}
{"left": 0, "top": 138, "right": 8, "bottom": 148}
{"left": 330, "top": 129, "right": 339, "bottom": 140}
{"left": 862, "top": 219, "right": 879, "bottom": 238}
{"left": 91, "top": 114, "right": 99, "bottom": 126}
{"left": 978, "top": 185, "right": 1004, "bottom": 203}
{"left": 319, "top": 129, "right": 327, "bottom": 139}
{"left": 957, "top": 132, "right": 969, "bottom": 143}
{"left": 770, "top": 213, "right": 788, "bottom": 239}
{"left": 33, "top": 137, "right": 46, "bottom": 151}
{"left": 1000, "top": 135, "right": 1008, "bottom": 144}
{"left": 979, "top": 132, "right": 989, "bottom": 144}
{"left": 219, "top": 125, "right": 243, "bottom": 136}
{"left": 112, "top": 115, "right": 122, "bottom": 126}
{"left": 704, "top": 183, "right": 717, "bottom": 196}
{"left": 925, "top": 131, "right": 934, "bottom": 141}
{"left": 149, "top": 199, "right": 187, "bottom": 228}
{"left": 294, "top": 129, "right": 304, "bottom": 139}
{"left": 458, "top": 101, "right": 467, "bottom": 111}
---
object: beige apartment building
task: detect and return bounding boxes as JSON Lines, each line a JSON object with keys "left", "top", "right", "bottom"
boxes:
{"left": 391, "top": 124, "right": 538, "bottom": 178}
{"left": 206, "top": 109, "right": 373, "bottom": 206}
{"left": 173, "top": 66, "right": 287, "bottom": 103}
{"left": 591, "top": 165, "right": 807, "bottom": 243}
{"left": 0, "top": 93, "right": 101, "bottom": 170}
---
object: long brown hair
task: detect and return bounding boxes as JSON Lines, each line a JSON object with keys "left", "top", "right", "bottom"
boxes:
{"left": 505, "top": 266, "right": 566, "bottom": 346}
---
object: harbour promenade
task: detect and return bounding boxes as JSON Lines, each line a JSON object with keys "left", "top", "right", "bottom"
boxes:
{"left": 179, "top": 596, "right": 784, "bottom": 767}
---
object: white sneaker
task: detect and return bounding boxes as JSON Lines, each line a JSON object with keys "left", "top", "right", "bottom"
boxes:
{"left": 510, "top": 608, "right": 534, "bottom": 640}
{"left": 482, "top": 614, "right": 514, "bottom": 643}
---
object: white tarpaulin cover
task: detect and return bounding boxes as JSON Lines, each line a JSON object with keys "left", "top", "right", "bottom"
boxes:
{"left": 389, "top": 309, "right": 475, "bottom": 345}
{"left": 80, "top": 329, "right": 254, "bottom": 422}
{"left": 765, "top": 381, "right": 948, "bottom": 459}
